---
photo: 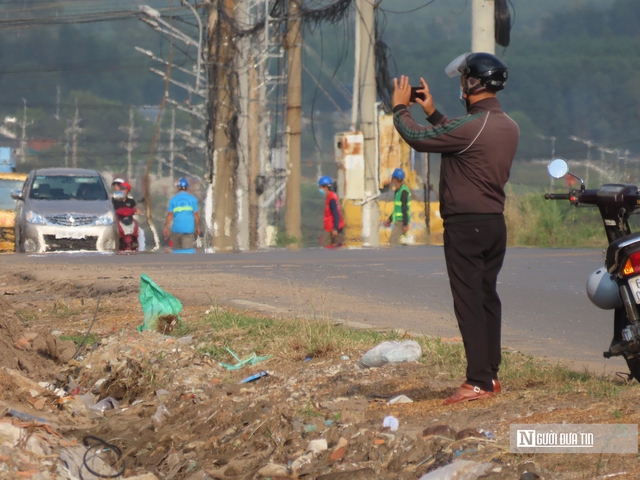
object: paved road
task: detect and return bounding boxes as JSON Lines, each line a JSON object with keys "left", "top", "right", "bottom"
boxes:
{"left": 4, "top": 246, "right": 627, "bottom": 372}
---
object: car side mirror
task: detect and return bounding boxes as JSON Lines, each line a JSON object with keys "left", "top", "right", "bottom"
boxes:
{"left": 10, "top": 189, "right": 23, "bottom": 201}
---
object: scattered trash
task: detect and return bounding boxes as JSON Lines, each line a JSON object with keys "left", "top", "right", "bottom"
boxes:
{"left": 418, "top": 460, "right": 493, "bottom": 480}
{"left": 91, "top": 378, "right": 107, "bottom": 393}
{"left": 307, "top": 438, "right": 328, "bottom": 454}
{"left": 152, "top": 403, "right": 171, "bottom": 428}
{"left": 340, "top": 355, "right": 350, "bottom": 360}
{"left": 220, "top": 347, "right": 272, "bottom": 370}
{"left": 257, "top": 463, "right": 290, "bottom": 477}
{"left": 6, "top": 408, "right": 50, "bottom": 424}
{"left": 383, "top": 415, "right": 399, "bottom": 432}
{"left": 82, "top": 435, "right": 125, "bottom": 479}
{"left": 324, "top": 419, "right": 334, "bottom": 427}
{"left": 388, "top": 394, "right": 413, "bottom": 405}
{"left": 479, "top": 428, "right": 497, "bottom": 441}
{"left": 358, "top": 340, "right": 422, "bottom": 368}
{"left": 304, "top": 356, "right": 313, "bottom": 362}
{"left": 138, "top": 273, "right": 183, "bottom": 332}
{"left": 88, "top": 396, "right": 119, "bottom": 414}
{"left": 304, "top": 424, "right": 318, "bottom": 433}
{"left": 155, "top": 389, "right": 170, "bottom": 403}
{"left": 238, "top": 371, "right": 269, "bottom": 384}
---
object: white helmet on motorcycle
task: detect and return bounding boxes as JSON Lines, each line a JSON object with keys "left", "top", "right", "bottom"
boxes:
{"left": 586, "top": 268, "right": 622, "bottom": 310}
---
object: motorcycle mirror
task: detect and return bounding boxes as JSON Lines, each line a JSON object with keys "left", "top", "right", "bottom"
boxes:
{"left": 548, "top": 158, "right": 569, "bottom": 179}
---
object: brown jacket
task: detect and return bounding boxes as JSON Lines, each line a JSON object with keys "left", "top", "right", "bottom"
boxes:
{"left": 393, "top": 98, "right": 519, "bottom": 220}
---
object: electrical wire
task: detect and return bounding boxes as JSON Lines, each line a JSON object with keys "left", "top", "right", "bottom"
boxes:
{"left": 380, "top": 0, "right": 437, "bottom": 14}
{"left": 82, "top": 435, "right": 125, "bottom": 479}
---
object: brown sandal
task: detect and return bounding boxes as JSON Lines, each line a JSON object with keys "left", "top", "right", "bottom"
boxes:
{"left": 443, "top": 383, "right": 494, "bottom": 405}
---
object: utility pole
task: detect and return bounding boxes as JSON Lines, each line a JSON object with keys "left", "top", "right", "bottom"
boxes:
{"left": 169, "top": 108, "right": 176, "bottom": 181}
{"left": 120, "top": 107, "right": 139, "bottom": 179}
{"left": 70, "top": 99, "right": 81, "bottom": 168}
{"left": 235, "top": 0, "right": 252, "bottom": 251}
{"left": 471, "top": 0, "right": 495, "bottom": 53}
{"left": 18, "top": 98, "right": 28, "bottom": 164}
{"left": 64, "top": 126, "right": 70, "bottom": 168}
{"left": 357, "top": 0, "right": 379, "bottom": 246}
{"left": 284, "top": 0, "right": 302, "bottom": 244}
{"left": 207, "top": 0, "right": 239, "bottom": 252}
{"left": 55, "top": 85, "right": 61, "bottom": 121}
{"left": 156, "top": 129, "right": 163, "bottom": 178}
{"left": 248, "top": 52, "right": 260, "bottom": 249}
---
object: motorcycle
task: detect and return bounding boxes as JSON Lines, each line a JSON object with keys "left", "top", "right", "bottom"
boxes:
{"left": 115, "top": 206, "right": 139, "bottom": 252}
{"left": 546, "top": 158, "right": 640, "bottom": 381}
{"left": 112, "top": 191, "right": 139, "bottom": 252}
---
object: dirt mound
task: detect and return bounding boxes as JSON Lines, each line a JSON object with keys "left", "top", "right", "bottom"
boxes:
{"left": 14, "top": 271, "right": 139, "bottom": 298}
{"left": 0, "top": 297, "right": 72, "bottom": 381}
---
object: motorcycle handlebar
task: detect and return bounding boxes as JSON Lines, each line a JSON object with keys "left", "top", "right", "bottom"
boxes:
{"left": 544, "top": 193, "right": 571, "bottom": 200}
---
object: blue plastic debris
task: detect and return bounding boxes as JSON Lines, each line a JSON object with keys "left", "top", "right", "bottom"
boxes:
{"left": 239, "top": 371, "right": 269, "bottom": 384}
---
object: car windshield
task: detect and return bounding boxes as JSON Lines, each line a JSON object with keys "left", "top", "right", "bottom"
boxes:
{"left": 0, "top": 179, "right": 24, "bottom": 210}
{"left": 29, "top": 175, "right": 108, "bottom": 201}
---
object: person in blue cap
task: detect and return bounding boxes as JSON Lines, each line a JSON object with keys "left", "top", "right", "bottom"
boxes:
{"left": 164, "top": 178, "right": 200, "bottom": 252}
{"left": 384, "top": 168, "right": 411, "bottom": 245}
{"left": 318, "top": 175, "right": 345, "bottom": 248}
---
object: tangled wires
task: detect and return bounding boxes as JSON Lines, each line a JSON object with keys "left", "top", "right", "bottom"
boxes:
{"left": 495, "top": 0, "right": 513, "bottom": 47}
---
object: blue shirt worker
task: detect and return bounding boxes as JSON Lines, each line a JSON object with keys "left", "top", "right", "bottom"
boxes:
{"left": 164, "top": 178, "right": 201, "bottom": 252}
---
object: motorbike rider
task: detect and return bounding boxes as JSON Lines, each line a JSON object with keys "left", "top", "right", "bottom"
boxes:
{"left": 384, "top": 168, "right": 411, "bottom": 246}
{"left": 392, "top": 53, "right": 519, "bottom": 405}
{"left": 111, "top": 179, "right": 144, "bottom": 251}
{"left": 111, "top": 179, "right": 137, "bottom": 210}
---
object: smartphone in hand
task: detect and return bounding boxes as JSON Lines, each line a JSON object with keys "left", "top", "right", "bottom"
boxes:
{"left": 410, "top": 86, "right": 426, "bottom": 103}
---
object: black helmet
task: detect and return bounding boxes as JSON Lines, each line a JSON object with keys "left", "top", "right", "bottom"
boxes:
{"left": 446, "top": 52, "right": 508, "bottom": 92}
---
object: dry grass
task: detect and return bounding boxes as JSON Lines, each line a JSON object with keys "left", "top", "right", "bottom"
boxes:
{"left": 175, "top": 307, "right": 629, "bottom": 399}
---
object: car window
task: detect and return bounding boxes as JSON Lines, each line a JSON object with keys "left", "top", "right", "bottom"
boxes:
{"left": 29, "top": 175, "right": 108, "bottom": 201}
{"left": 0, "top": 179, "right": 24, "bottom": 210}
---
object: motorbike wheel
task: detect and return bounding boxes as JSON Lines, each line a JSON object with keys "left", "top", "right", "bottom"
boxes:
{"left": 625, "top": 356, "right": 640, "bottom": 382}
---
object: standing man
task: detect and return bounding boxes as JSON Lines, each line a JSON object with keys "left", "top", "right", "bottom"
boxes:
{"left": 164, "top": 178, "right": 201, "bottom": 252}
{"left": 384, "top": 168, "right": 411, "bottom": 246}
{"left": 392, "top": 53, "right": 519, "bottom": 405}
{"left": 318, "top": 176, "right": 345, "bottom": 248}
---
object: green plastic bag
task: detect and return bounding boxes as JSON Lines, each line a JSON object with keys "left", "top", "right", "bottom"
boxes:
{"left": 138, "top": 273, "right": 183, "bottom": 332}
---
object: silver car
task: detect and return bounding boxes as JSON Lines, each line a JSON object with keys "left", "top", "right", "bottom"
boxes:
{"left": 12, "top": 168, "right": 117, "bottom": 253}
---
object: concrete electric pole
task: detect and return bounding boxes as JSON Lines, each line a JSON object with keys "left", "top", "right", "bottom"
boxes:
{"left": 207, "top": 0, "right": 239, "bottom": 252}
{"left": 18, "top": 99, "right": 28, "bottom": 164}
{"left": 356, "top": 0, "right": 379, "bottom": 246}
{"left": 248, "top": 52, "right": 260, "bottom": 249}
{"left": 120, "top": 107, "right": 139, "bottom": 179}
{"left": 284, "top": 0, "right": 302, "bottom": 245}
{"left": 169, "top": 108, "right": 176, "bottom": 181}
{"left": 69, "top": 99, "right": 82, "bottom": 168}
{"left": 471, "top": 0, "right": 495, "bottom": 53}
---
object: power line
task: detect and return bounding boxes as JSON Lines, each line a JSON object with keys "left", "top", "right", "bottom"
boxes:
{"left": 379, "top": 0, "right": 437, "bottom": 14}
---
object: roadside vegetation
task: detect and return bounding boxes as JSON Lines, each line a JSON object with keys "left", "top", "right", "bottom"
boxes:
{"left": 175, "top": 308, "right": 628, "bottom": 399}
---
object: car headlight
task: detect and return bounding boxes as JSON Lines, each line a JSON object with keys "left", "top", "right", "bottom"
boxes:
{"left": 26, "top": 210, "right": 47, "bottom": 225}
{"left": 94, "top": 212, "right": 114, "bottom": 226}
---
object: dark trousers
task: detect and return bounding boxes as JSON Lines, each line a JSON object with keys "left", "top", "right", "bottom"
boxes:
{"left": 443, "top": 216, "right": 507, "bottom": 392}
